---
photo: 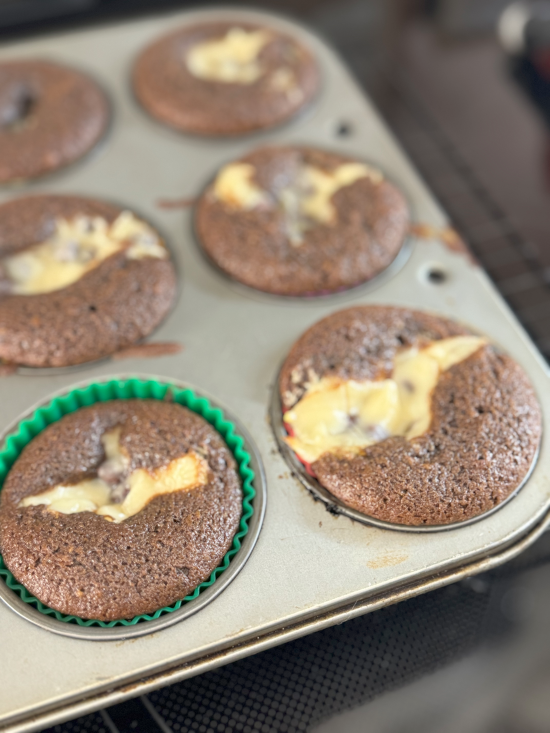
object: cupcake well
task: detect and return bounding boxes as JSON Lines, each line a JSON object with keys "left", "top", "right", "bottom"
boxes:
{"left": 0, "top": 378, "right": 256, "bottom": 628}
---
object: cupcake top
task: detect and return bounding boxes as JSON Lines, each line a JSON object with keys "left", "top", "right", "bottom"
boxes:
{"left": 279, "top": 305, "right": 541, "bottom": 526}
{"left": 0, "top": 400, "right": 243, "bottom": 621}
{"left": 133, "top": 21, "right": 319, "bottom": 135}
{"left": 196, "top": 146, "right": 409, "bottom": 296}
{"left": 0, "top": 195, "right": 176, "bottom": 368}
{"left": 0, "top": 60, "right": 109, "bottom": 183}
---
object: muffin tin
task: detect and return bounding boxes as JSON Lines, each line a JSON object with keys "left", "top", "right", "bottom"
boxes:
{"left": 0, "top": 376, "right": 263, "bottom": 639}
{"left": 0, "top": 7, "right": 549, "bottom": 732}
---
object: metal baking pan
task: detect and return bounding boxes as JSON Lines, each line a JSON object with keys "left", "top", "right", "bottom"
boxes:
{"left": 0, "top": 6, "right": 549, "bottom": 731}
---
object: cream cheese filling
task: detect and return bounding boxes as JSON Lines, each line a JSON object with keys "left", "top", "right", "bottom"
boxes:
{"left": 284, "top": 335, "right": 486, "bottom": 464}
{"left": 269, "top": 66, "right": 302, "bottom": 103}
{"left": 212, "top": 160, "right": 384, "bottom": 244}
{"left": 186, "top": 27, "right": 272, "bottom": 84}
{"left": 296, "top": 163, "right": 383, "bottom": 225}
{"left": 19, "top": 427, "right": 208, "bottom": 522}
{"left": 3, "top": 211, "right": 167, "bottom": 296}
{"left": 213, "top": 163, "right": 270, "bottom": 210}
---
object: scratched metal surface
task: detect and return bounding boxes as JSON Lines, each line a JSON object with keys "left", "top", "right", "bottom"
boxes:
{"left": 0, "top": 6, "right": 549, "bottom": 730}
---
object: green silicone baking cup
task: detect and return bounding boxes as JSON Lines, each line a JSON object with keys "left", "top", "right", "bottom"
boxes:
{"left": 0, "top": 378, "right": 255, "bottom": 627}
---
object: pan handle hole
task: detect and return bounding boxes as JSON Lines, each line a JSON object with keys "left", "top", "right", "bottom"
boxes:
{"left": 427, "top": 268, "right": 447, "bottom": 284}
{"left": 335, "top": 121, "right": 353, "bottom": 137}
{"left": 419, "top": 262, "right": 450, "bottom": 286}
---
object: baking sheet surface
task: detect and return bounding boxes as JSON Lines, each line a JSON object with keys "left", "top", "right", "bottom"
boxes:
{"left": 0, "top": 7, "right": 549, "bottom": 727}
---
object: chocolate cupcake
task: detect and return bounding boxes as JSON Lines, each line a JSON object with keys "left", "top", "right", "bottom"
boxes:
{"left": 279, "top": 306, "right": 541, "bottom": 526}
{"left": 0, "top": 194, "right": 176, "bottom": 368}
{"left": 0, "top": 399, "right": 243, "bottom": 621}
{"left": 133, "top": 22, "right": 319, "bottom": 135}
{"left": 0, "top": 60, "right": 109, "bottom": 183}
{"left": 196, "top": 146, "right": 409, "bottom": 296}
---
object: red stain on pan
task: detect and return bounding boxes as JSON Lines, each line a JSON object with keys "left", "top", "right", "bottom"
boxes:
{"left": 282, "top": 414, "right": 318, "bottom": 479}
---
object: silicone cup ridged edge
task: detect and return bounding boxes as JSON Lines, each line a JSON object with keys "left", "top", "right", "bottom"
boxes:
{"left": 0, "top": 377, "right": 256, "bottom": 627}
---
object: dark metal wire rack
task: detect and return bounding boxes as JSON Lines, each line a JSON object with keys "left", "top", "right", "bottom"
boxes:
{"left": 375, "top": 77, "right": 550, "bottom": 362}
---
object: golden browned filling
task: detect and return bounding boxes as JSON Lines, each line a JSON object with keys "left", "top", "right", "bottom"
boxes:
{"left": 20, "top": 426, "right": 208, "bottom": 522}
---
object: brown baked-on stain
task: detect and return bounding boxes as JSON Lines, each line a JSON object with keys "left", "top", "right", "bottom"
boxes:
{"left": 156, "top": 197, "right": 197, "bottom": 210}
{"left": 410, "top": 222, "right": 478, "bottom": 265}
{"left": 113, "top": 341, "right": 183, "bottom": 360}
{"left": 366, "top": 553, "right": 408, "bottom": 569}
{"left": 0, "top": 400, "right": 243, "bottom": 621}
{"left": 0, "top": 362, "right": 17, "bottom": 376}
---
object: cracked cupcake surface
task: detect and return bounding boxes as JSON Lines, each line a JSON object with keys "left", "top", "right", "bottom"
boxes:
{"left": 0, "top": 400, "right": 243, "bottom": 621}
{"left": 133, "top": 21, "right": 319, "bottom": 135}
{"left": 196, "top": 146, "right": 409, "bottom": 296}
{"left": 0, "top": 195, "right": 176, "bottom": 368}
{"left": 0, "top": 60, "right": 109, "bottom": 183}
{"left": 279, "top": 305, "right": 542, "bottom": 526}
